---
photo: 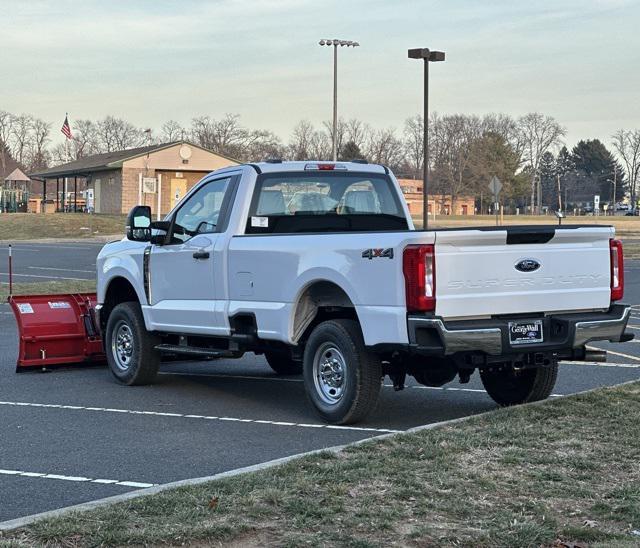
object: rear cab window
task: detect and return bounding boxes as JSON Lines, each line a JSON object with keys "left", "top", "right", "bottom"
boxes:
{"left": 246, "top": 171, "right": 408, "bottom": 234}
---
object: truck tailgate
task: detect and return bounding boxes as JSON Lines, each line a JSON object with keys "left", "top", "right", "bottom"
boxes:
{"left": 434, "top": 226, "right": 614, "bottom": 319}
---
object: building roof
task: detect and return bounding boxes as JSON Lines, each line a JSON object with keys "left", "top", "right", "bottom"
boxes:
{"left": 29, "top": 141, "right": 237, "bottom": 179}
{"left": 4, "top": 167, "right": 30, "bottom": 182}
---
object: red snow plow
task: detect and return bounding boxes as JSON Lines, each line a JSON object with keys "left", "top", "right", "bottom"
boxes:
{"left": 4, "top": 244, "right": 104, "bottom": 372}
{"left": 8, "top": 293, "right": 105, "bottom": 372}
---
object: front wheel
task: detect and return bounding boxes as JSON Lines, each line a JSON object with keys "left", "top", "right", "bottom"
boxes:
{"left": 105, "top": 302, "right": 161, "bottom": 386}
{"left": 303, "top": 319, "right": 382, "bottom": 424}
{"left": 480, "top": 362, "right": 558, "bottom": 406}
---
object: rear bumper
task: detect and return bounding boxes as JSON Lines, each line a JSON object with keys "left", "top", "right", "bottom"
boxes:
{"left": 407, "top": 304, "right": 632, "bottom": 356}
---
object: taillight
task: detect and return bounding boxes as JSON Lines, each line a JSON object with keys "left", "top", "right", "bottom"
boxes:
{"left": 403, "top": 244, "right": 436, "bottom": 312}
{"left": 610, "top": 239, "right": 624, "bottom": 301}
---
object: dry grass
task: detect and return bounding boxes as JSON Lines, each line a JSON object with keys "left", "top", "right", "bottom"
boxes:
{"left": 0, "top": 213, "right": 125, "bottom": 241}
{"left": 0, "top": 280, "right": 96, "bottom": 301}
{"left": 3, "top": 382, "right": 639, "bottom": 547}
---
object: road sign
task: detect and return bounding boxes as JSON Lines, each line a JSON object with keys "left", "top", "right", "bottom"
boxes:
{"left": 594, "top": 195, "right": 600, "bottom": 210}
{"left": 488, "top": 176, "right": 502, "bottom": 198}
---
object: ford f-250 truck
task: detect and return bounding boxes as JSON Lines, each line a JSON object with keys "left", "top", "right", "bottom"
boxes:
{"left": 95, "top": 161, "right": 632, "bottom": 424}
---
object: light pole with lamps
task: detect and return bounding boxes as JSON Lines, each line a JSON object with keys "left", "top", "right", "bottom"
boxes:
{"left": 408, "top": 48, "right": 445, "bottom": 229}
{"left": 319, "top": 39, "right": 359, "bottom": 161}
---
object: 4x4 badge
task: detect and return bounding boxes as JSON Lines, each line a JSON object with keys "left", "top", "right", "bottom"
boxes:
{"left": 362, "top": 248, "right": 394, "bottom": 260}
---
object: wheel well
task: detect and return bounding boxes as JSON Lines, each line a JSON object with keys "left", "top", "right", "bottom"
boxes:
{"left": 292, "top": 281, "right": 357, "bottom": 344}
{"left": 101, "top": 277, "right": 139, "bottom": 331}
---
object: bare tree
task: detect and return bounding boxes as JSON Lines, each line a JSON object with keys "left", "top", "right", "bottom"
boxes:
{"left": 0, "top": 110, "right": 15, "bottom": 175}
{"left": 288, "top": 120, "right": 317, "bottom": 160}
{"left": 517, "top": 113, "right": 566, "bottom": 213}
{"left": 161, "top": 120, "right": 184, "bottom": 142}
{"left": 612, "top": 129, "right": 640, "bottom": 206}
{"left": 25, "top": 118, "right": 51, "bottom": 171}
{"left": 430, "top": 114, "right": 483, "bottom": 206}
{"left": 403, "top": 114, "right": 423, "bottom": 178}
{"left": 344, "top": 118, "right": 370, "bottom": 151}
{"left": 10, "top": 114, "right": 34, "bottom": 166}
{"left": 96, "top": 116, "right": 145, "bottom": 152}
{"left": 364, "top": 128, "right": 405, "bottom": 170}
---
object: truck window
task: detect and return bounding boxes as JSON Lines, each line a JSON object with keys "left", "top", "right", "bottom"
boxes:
{"left": 170, "top": 177, "right": 231, "bottom": 243}
{"left": 247, "top": 172, "right": 408, "bottom": 234}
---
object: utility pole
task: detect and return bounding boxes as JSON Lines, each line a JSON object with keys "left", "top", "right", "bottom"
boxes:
{"left": 557, "top": 173, "right": 562, "bottom": 212}
{"left": 408, "top": 47, "right": 445, "bottom": 229}
{"left": 318, "top": 39, "right": 359, "bottom": 161}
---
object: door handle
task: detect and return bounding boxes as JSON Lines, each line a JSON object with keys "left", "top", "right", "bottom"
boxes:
{"left": 192, "top": 250, "right": 210, "bottom": 260}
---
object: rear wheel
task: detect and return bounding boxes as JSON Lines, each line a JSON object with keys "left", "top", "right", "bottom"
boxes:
{"left": 264, "top": 351, "right": 303, "bottom": 375}
{"left": 303, "top": 319, "right": 382, "bottom": 424}
{"left": 480, "top": 361, "right": 558, "bottom": 406}
{"left": 105, "top": 302, "right": 160, "bottom": 386}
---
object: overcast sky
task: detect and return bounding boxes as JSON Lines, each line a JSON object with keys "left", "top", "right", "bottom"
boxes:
{"left": 1, "top": 0, "right": 639, "bottom": 150}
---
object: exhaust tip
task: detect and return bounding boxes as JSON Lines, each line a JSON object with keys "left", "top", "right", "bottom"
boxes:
{"left": 584, "top": 349, "right": 607, "bottom": 362}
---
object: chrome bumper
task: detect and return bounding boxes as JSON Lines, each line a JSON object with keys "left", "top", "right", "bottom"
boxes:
{"left": 408, "top": 305, "right": 632, "bottom": 356}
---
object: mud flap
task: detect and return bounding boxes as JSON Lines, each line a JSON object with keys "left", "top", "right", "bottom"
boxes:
{"left": 8, "top": 293, "right": 105, "bottom": 372}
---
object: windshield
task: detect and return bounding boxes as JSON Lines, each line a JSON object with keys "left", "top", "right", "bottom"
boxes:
{"left": 246, "top": 171, "right": 408, "bottom": 234}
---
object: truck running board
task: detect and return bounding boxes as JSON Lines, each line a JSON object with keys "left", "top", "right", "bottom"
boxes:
{"left": 154, "top": 344, "right": 231, "bottom": 359}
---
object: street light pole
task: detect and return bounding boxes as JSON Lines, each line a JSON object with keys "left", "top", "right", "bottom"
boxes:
{"left": 319, "top": 39, "right": 359, "bottom": 161}
{"left": 408, "top": 48, "right": 445, "bottom": 230}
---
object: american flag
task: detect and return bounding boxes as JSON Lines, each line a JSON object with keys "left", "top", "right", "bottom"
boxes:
{"left": 61, "top": 114, "right": 72, "bottom": 139}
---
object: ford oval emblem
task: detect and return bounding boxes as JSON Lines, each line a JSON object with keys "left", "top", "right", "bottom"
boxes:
{"left": 515, "top": 258, "right": 541, "bottom": 273}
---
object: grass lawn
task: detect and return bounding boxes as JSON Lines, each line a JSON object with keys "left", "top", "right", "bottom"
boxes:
{"left": 0, "top": 213, "right": 125, "bottom": 240}
{"left": 2, "top": 382, "right": 639, "bottom": 547}
{"left": 1, "top": 280, "right": 96, "bottom": 301}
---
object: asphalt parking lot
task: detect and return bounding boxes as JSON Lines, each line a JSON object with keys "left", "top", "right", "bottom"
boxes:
{"left": 1, "top": 242, "right": 640, "bottom": 525}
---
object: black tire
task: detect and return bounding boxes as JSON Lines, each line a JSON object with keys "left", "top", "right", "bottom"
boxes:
{"left": 480, "top": 362, "right": 558, "bottom": 406}
{"left": 105, "top": 301, "right": 161, "bottom": 386}
{"left": 264, "top": 351, "right": 303, "bottom": 375}
{"left": 303, "top": 319, "right": 382, "bottom": 424}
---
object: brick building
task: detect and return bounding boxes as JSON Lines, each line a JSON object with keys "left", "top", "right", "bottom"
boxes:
{"left": 30, "top": 142, "right": 238, "bottom": 216}
{"left": 397, "top": 178, "right": 475, "bottom": 216}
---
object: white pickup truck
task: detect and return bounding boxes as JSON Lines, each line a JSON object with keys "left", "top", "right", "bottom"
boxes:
{"left": 96, "top": 161, "right": 632, "bottom": 424}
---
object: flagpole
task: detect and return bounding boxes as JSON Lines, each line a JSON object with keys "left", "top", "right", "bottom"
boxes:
{"left": 64, "top": 113, "right": 70, "bottom": 213}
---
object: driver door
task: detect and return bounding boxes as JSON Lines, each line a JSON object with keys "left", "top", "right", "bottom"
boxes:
{"left": 147, "top": 175, "right": 234, "bottom": 335}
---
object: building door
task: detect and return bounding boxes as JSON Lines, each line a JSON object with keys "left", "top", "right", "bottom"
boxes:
{"left": 461, "top": 204, "right": 468, "bottom": 215}
{"left": 170, "top": 178, "right": 187, "bottom": 210}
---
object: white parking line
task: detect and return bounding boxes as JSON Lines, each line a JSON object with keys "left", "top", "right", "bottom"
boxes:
{"left": 408, "top": 385, "right": 564, "bottom": 397}
{"left": 0, "top": 272, "right": 86, "bottom": 281}
{"left": 0, "top": 468, "right": 155, "bottom": 488}
{"left": 0, "top": 401, "right": 400, "bottom": 434}
{"left": 560, "top": 360, "right": 640, "bottom": 368}
{"left": 28, "top": 267, "right": 95, "bottom": 273}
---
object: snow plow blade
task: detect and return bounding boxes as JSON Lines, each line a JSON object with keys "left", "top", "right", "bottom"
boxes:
{"left": 8, "top": 293, "right": 105, "bottom": 372}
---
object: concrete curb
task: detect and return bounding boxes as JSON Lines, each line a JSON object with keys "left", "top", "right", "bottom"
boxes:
{"left": 0, "top": 379, "right": 636, "bottom": 534}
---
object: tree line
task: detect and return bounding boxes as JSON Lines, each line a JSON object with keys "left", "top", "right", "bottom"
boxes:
{"left": 1, "top": 109, "right": 639, "bottom": 211}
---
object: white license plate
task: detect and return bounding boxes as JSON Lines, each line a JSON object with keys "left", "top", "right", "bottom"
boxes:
{"left": 508, "top": 320, "right": 544, "bottom": 345}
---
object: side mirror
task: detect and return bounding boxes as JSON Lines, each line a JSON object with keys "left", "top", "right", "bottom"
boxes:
{"left": 150, "top": 220, "right": 171, "bottom": 245}
{"left": 126, "top": 206, "right": 152, "bottom": 242}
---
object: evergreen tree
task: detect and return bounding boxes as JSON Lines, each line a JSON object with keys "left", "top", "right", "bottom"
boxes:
{"left": 571, "top": 139, "right": 626, "bottom": 203}
{"left": 340, "top": 140, "right": 366, "bottom": 162}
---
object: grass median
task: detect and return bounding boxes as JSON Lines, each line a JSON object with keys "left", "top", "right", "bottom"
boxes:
{"left": 0, "top": 213, "right": 124, "bottom": 240}
{"left": 2, "top": 382, "right": 639, "bottom": 547}
{"left": 0, "top": 280, "right": 96, "bottom": 301}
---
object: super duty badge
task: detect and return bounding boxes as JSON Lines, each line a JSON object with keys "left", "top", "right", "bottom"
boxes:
{"left": 362, "top": 248, "right": 394, "bottom": 260}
